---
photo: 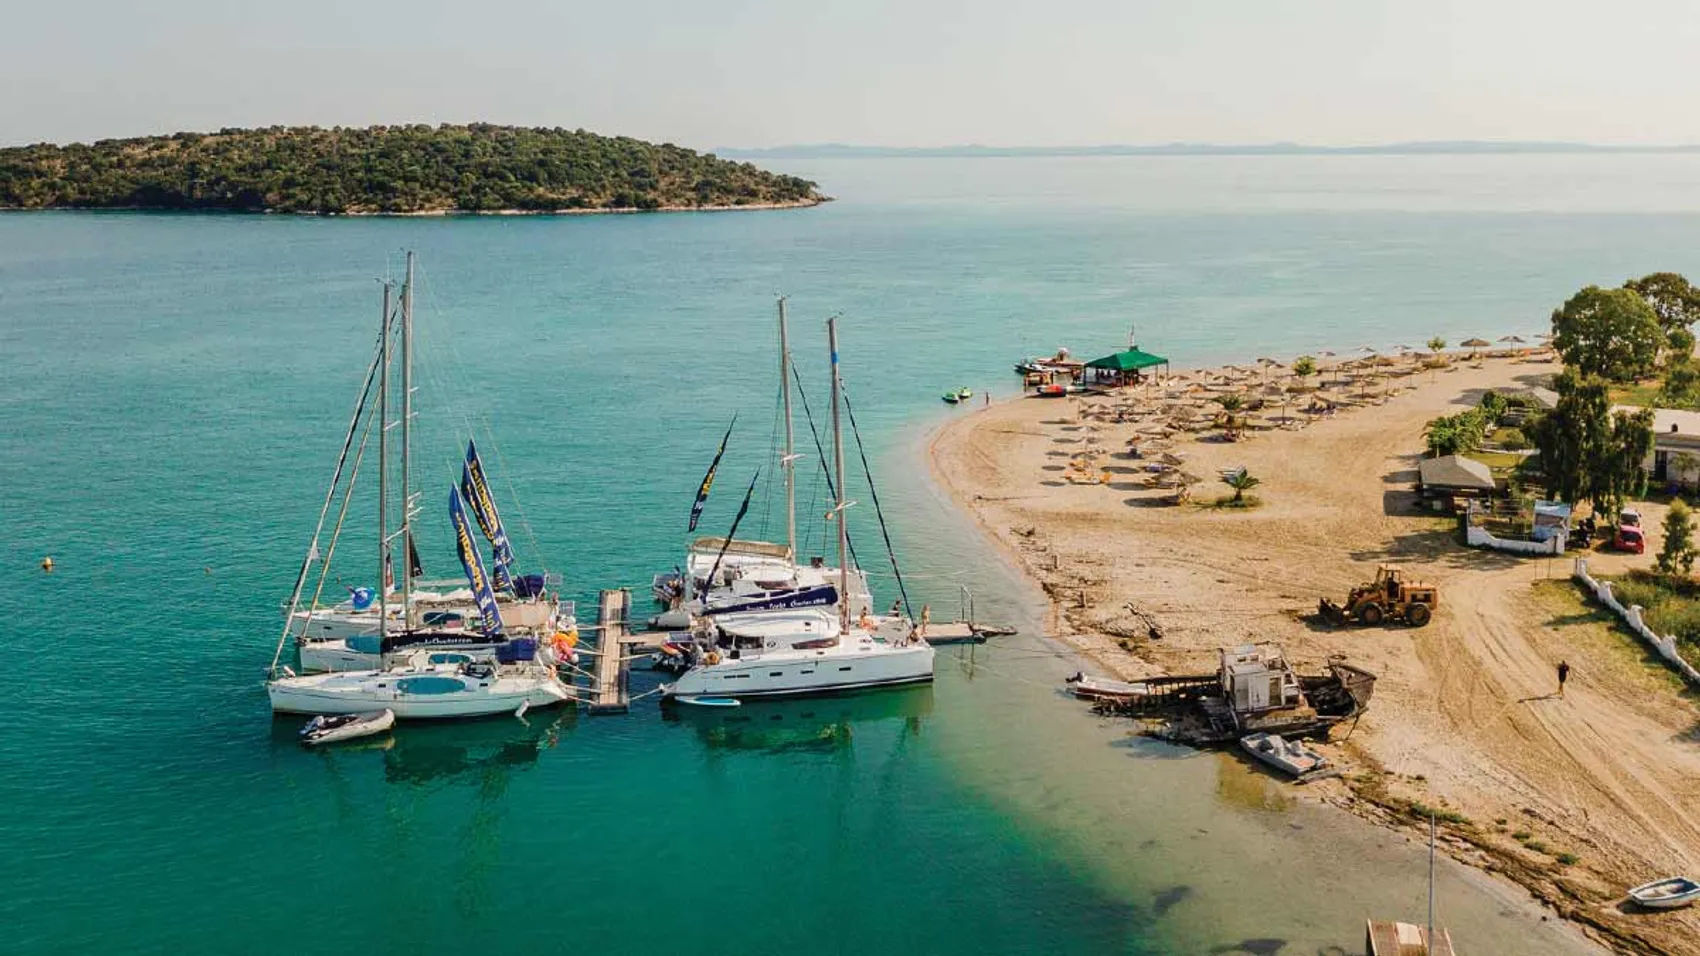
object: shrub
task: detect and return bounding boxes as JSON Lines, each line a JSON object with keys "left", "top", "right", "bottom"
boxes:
{"left": 1498, "top": 428, "right": 1529, "bottom": 451}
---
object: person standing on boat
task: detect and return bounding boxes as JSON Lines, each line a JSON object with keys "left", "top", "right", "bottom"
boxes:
{"left": 1557, "top": 660, "right": 1570, "bottom": 698}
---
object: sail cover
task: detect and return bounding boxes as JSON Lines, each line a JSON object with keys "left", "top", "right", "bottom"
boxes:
{"left": 449, "top": 484, "right": 505, "bottom": 638}
{"left": 460, "top": 440, "right": 515, "bottom": 592}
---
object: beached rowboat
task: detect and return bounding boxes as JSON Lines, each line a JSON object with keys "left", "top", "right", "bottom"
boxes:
{"left": 1240, "top": 731, "right": 1329, "bottom": 779}
{"left": 1064, "top": 672, "right": 1149, "bottom": 701}
{"left": 1628, "top": 876, "right": 1700, "bottom": 909}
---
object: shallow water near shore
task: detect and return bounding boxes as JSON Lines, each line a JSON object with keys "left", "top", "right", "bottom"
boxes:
{"left": 7, "top": 154, "right": 1693, "bottom": 952}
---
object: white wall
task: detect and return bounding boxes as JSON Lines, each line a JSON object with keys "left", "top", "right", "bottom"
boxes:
{"left": 1573, "top": 558, "right": 1700, "bottom": 686}
{"left": 1465, "top": 524, "right": 1565, "bottom": 556}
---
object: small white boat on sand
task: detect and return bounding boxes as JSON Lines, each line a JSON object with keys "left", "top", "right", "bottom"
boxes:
{"left": 1065, "top": 672, "right": 1149, "bottom": 701}
{"left": 1628, "top": 876, "right": 1700, "bottom": 910}
{"left": 1240, "top": 731, "right": 1331, "bottom": 780}
{"left": 299, "top": 709, "right": 395, "bottom": 746}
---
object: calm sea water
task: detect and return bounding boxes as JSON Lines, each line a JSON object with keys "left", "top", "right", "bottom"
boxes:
{"left": 7, "top": 154, "right": 1695, "bottom": 954}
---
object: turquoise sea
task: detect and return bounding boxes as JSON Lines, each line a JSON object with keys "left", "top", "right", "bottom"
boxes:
{"left": 7, "top": 154, "right": 1700, "bottom": 954}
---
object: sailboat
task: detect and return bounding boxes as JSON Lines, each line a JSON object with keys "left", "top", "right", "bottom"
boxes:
{"left": 649, "top": 297, "right": 873, "bottom": 630}
{"left": 266, "top": 253, "right": 572, "bottom": 719}
{"left": 273, "top": 253, "right": 565, "bottom": 673}
{"left": 660, "top": 315, "right": 934, "bottom": 700}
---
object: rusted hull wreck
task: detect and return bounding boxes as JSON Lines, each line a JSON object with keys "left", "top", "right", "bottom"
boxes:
{"left": 1089, "top": 647, "right": 1376, "bottom": 747}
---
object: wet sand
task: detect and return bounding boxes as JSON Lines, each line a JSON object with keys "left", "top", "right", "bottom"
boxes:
{"left": 929, "top": 354, "right": 1700, "bottom": 955}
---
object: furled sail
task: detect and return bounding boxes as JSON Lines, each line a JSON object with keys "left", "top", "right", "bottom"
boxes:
{"left": 688, "top": 416, "right": 736, "bottom": 532}
{"left": 460, "top": 440, "right": 515, "bottom": 592}
{"left": 449, "top": 484, "right": 506, "bottom": 638}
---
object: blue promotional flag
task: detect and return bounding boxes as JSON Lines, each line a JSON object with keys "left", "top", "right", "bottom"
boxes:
{"left": 449, "top": 484, "right": 505, "bottom": 638}
{"left": 688, "top": 416, "right": 736, "bottom": 533}
{"left": 461, "top": 440, "right": 515, "bottom": 593}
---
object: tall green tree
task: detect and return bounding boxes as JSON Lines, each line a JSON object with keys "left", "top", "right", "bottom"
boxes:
{"left": 1528, "top": 368, "right": 1612, "bottom": 506}
{"left": 1596, "top": 406, "right": 1654, "bottom": 517}
{"left": 1667, "top": 326, "right": 1697, "bottom": 364}
{"left": 1550, "top": 285, "right": 1662, "bottom": 382}
{"left": 1625, "top": 272, "right": 1700, "bottom": 334}
{"left": 1657, "top": 499, "right": 1697, "bottom": 576}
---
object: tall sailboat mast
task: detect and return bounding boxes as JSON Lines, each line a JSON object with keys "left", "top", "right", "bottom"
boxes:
{"left": 376, "top": 279, "right": 392, "bottom": 635}
{"left": 827, "top": 316, "right": 850, "bottom": 630}
{"left": 778, "top": 297, "right": 797, "bottom": 563}
{"left": 400, "top": 251, "right": 416, "bottom": 622}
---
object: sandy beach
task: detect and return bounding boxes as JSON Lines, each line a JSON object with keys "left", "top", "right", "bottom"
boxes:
{"left": 931, "top": 353, "right": 1700, "bottom": 955}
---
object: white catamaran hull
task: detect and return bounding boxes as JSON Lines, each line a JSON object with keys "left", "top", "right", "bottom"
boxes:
{"left": 663, "top": 642, "right": 934, "bottom": 699}
{"left": 268, "top": 668, "right": 571, "bottom": 718}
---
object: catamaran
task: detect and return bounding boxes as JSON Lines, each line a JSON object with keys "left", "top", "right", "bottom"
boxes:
{"left": 649, "top": 298, "right": 874, "bottom": 629}
{"left": 266, "top": 253, "right": 572, "bottom": 718}
{"left": 661, "top": 315, "right": 934, "bottom": 699}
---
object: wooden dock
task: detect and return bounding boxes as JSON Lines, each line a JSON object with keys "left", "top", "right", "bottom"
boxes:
{"left": 587, "top": 588, "right": 632, "bottom": 715}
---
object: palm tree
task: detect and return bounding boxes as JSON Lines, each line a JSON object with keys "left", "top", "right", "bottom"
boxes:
{"left": 1213, "top": 393, "right": 1246, "bottom": 438}
{"left": 1427, "top": 336, "right": 1447, "bottom": 354}
{"left": 1222, "top": 469, "right": 1261, "bottom": 503}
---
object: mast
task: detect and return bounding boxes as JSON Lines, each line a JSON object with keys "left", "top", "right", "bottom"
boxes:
{"left": 377, "top": 280, "right": 392, "bottom": 637}
{"left": 779, "top": 296, "right": 797, "bottom": 563}
{"left": 400, "top": 251, "right": 415, "bottom": 625}
{"left": 828, "top": 316, "right": 850, "bottom": 630}
{"left": 1427, "top": 812, "right": 1436, "bottom": 954}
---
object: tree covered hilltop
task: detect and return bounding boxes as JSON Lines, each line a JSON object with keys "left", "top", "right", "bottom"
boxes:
{"left": 0, "top": 124, "right": 826, "bottom": 214}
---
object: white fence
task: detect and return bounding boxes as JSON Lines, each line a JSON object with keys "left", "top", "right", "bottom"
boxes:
{"left": 1573, "top": 558, "right": 1700, "bottom": 686}
{"left": 1465, "top": 523, "right": 1566, "bottom": 556}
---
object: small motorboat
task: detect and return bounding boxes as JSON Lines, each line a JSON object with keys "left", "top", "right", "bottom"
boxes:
{"left": 299, "top": 708, "right": 396, "bottom": 747}
{"left": 941, "top": 392, "right": 960, "bottom": 404}
{"left": 675, "top": 695, "right": 741, "bottom": 708}
{"left": 1064, "top": 671, "right": 1149, "bottom": 701}
{"left": 957, "top": 387, "right": 973, "bottom": 400}
{"left": 1240, "top": 732, "right": 1330, "bottom": 779}
{"left": 1628, "top": 876, "right": 1700, "bottom": 910}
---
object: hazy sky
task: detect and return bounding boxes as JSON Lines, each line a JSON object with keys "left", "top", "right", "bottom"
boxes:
{"left": 5, "top": 0, "right": 1698, "bottom": 149}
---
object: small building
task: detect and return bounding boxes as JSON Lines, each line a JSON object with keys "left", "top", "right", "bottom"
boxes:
{"left": 1084, "top": 347, "right": 1170, "bottom": 387}
{"left": 1417, "top": 454, "right": 1496, "bottom": 502}
{"left": 1629, "top": 406, "right": 1700, "bottom": 490}
{"left": 1218, "top": 643, "right": 1303, "bottom": 718}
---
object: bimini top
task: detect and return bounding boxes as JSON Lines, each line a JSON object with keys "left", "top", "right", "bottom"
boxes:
{"left": 1085, "top": 348, "right": 1169, "bottom": 372}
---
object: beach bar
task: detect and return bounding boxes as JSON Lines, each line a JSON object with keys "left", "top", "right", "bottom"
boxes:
{"left": 1083, "top": 347, "right": 1169, "bottom": 387}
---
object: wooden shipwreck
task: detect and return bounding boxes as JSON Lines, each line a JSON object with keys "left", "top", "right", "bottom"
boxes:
{"left": 1090, "top": 643, "right": 1376, "bottom": 746}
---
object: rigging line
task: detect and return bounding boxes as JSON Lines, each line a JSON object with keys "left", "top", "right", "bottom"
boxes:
{"left": 414, "top": 262, "right": 551, "bottom": 574}
{"left": 840, "top": 386, "right": 914, "bottom": 620}
{"left": 270, "top": 316, "right": 388, "bottom": 676}
{"left": 298, "top": 384, "right": 382, "bottom": 653}
{"left": 788, "top": 353, "right": 861, "bottom": 570}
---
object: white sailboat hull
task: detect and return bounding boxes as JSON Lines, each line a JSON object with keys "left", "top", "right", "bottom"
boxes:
{"left": 664, "top": 641, "right": 934, "bottom": 699}
{"left": 268, "top": 667, "right": 572, "bottom": 718}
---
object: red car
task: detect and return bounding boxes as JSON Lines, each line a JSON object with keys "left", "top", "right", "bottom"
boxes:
{"left": 1610, "top": 508, "right": 1646, "bottom": 554}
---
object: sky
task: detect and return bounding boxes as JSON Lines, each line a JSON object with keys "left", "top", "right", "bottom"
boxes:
{"left": 4, "top": 0, "right": 1699, "bottom": 149}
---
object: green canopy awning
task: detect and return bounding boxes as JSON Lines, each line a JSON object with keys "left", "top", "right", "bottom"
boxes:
{"left": 1086, "top": 348, "right": 1169, "bottom": 372}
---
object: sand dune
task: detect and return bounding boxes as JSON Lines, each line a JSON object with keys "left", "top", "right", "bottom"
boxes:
{"left": 931, "top": 354, "right": 1700, "bottom": 955}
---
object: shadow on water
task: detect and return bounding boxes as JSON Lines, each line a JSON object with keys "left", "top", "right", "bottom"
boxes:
{"left": 270, "top": 710, "right": 576, "bottom": 789}
{"left": 659, "top": 684, "right": 935, "bottom": 754}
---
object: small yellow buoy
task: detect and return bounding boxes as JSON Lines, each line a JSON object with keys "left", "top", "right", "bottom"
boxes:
{"left": 41, "top": 556, "right": 54, "bottom": 572}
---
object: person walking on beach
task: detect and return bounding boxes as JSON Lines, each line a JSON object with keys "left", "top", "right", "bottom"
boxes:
{"left": 1557, "top": 660, "right": 1570, "bottom": 698}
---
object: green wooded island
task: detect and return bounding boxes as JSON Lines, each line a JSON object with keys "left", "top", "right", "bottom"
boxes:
{"left": 0, "top": 124, "right": 827, "bottom": 215}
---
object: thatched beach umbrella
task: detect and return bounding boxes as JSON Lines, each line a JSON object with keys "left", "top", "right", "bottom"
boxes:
{"left": 1499, "top": 334, "right": 1526, "bottom": 344}
{"left": 1461, "top": 336, "right": 1491, "bottom": 360}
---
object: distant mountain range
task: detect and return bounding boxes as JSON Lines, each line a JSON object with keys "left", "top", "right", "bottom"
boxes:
{"left": 718, "top": 141, "right": 1700, "bottom": 160}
